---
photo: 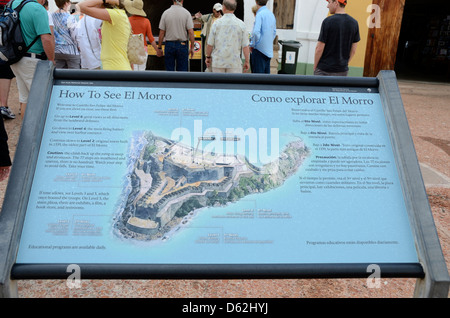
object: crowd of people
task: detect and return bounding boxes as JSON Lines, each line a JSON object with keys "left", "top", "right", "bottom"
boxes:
{"left": 0, "top": 0, "right": 360, "bottom": 181}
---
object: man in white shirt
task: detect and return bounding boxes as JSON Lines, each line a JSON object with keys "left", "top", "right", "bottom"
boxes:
{"left": 205, "top": 0, "right": 249, "bottom": 73}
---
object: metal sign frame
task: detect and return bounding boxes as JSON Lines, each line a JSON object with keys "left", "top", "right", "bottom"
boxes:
{"left": 0, "top": 62, "right": 448, "bottom": 297}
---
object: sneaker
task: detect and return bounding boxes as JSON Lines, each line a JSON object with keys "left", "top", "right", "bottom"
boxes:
{"left": 0, "top": 106, "right": 16, "bottom": 119}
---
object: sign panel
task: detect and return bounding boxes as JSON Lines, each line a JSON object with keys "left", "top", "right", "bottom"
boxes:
{"left": 14, "top": 76, "right": 419, "bottom": 267}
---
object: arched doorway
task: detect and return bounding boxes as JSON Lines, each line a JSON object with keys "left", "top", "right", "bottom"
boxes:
{"left": 395, "top": 0, "right": 450, "bottom": 82}
{"left": 144, "top": 0, "right": 244, "bottom": 36}
{"left": 364, "top": 0, "right": 450, "bottom": 82}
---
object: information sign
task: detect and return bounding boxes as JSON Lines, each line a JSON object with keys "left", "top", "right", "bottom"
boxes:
{"left": 14, "top": 68, "right": 421, "bottom": 272}
{"left": 3, "top": 64, "right": 448, "bottom": 297}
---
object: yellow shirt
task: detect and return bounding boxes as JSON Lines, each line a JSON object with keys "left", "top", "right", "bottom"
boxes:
{"left": 101, "top": 8, "right": 131, "bottom": 70}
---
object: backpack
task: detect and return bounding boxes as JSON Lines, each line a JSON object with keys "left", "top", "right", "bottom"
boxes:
{"left": 0, "top": 0, "right": 39, "bottom": 65}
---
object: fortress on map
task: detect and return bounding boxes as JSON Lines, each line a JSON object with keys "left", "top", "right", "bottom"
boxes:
{"left": 114, "top": 131, "right": 309, "bottom": 241}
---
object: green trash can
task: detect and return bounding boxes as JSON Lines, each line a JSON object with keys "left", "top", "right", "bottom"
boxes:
{"left": 278, "top": 40, "right": 302, "bottom": 74}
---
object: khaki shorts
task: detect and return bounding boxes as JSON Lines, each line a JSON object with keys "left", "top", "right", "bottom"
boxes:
{"left": 212, "top": 67, "right": 242, "bottom": 74}
{"left": 10, "top": 57, "right": 40, "bottom": 104}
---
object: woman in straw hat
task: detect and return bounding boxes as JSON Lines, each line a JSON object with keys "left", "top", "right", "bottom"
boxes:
{"left": 79, "top": 0, "right": 132, "bottom": 70}
{"left": 124, "top": 0, "right": 162, "bottom": 71}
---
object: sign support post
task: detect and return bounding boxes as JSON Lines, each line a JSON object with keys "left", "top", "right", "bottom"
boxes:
{"left": 377, "top": 71, "right": 449, "bottom": 297}
{"left": 0, "top": 62, "right": 55, "bottom": 297}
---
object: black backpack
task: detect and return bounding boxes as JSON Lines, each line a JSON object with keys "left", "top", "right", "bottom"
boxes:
{"left": 0, "top": 0, "right": 39, "bottom": 65}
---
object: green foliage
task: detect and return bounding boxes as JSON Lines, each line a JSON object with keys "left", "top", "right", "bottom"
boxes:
{"left": 206, "top": 190, "right": 227, "bottom": 206}
{"left": 175, "top": 197, "right": 203, "bottom": 217}
{"left": 142, "top": 145, "right": 156, "bottom": 161}
{"left": 228, "top": 175, "right": 274, "bottom": 201}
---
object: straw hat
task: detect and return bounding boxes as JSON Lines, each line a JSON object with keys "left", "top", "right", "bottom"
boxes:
{"left": 124, "top": 0, "right": 146, "bottom": 17}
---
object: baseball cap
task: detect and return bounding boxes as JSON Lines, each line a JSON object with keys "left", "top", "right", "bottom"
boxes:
{"left": 213, "top": 3, "right": 222, "bottom": 11}
{"left": 327, "top": 0, "right": 347, "bottom": 5}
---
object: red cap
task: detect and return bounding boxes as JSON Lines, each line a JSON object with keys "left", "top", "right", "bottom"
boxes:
{"left": 327, "top": 0, "right": 347, "bottom": 5}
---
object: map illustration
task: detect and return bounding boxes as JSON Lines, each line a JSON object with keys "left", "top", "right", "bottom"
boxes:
{"left": 114, "top": 131, "right": 310, "bottom": 241}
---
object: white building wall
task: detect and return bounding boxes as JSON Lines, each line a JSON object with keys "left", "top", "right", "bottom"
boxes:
{"left": 292, "top": 0, "right": 328, "bottom": 66}
{"left": 48, "top": 0, "right": 57, "bottom": 12}
{"left": 244, "top": 0, "right": 328, "bottom": 68}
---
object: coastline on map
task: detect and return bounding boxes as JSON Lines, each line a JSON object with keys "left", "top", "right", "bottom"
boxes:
{"left": 112, "top": 131, "right": 310, "bottom": 242}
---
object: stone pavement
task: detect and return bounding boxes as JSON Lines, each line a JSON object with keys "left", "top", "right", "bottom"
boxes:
{"left": 0, "top": 74, "right": 448, "bottom": 298}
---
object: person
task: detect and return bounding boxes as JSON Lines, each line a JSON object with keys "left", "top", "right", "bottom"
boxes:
{"left": 52, "top": 0, "right": 81, "bottom": 69}
{"left": 250, "top": 0, "right": 276, "bottom": 74}
{"left": 0, "top": 118, "right": 12, "bottom": 182}
{"left": 251, "top": 4, "right": 258, "bottom": 15}
{"left": 79, "top": 0, "right": 132, "bottom": 70}
{"left": 194, "top": 3, "right": 222, "bottom": 44}
{"left": 75, "top": 14, "right": 103, "bottom": 70}
{"left": 42, "top": 0, "right": 54, "bottom": 36}
{"left": 9, "top": 0, "right": 55, "bottom": 118}
{"left": 194, "top": 3, "right": 222, "bottom": 71}
{"left": 313, "top": 0, "right": 360, "bottom": 76}
{"left": 205, "top": 0, "right": 249, "bottom": 73}
{"left": 0, "top": 1, "right": 16, "bottom": 119}
{"left": 124, "top": 0, "right": 162, "bottom": 71}
{"left": 158, "top": 0, "right": 195, "bottom": 72}
{"left": 0, "top": 70, "right": 15, "bottom": 120}
{"left": 70, "top": 3, "right": 83, "bottom": 21}
{"left": 249, "top": 4, "right": 258, "bottom": 74}
{"left": 0, "top": 0, "right": 12, "bottom": 179}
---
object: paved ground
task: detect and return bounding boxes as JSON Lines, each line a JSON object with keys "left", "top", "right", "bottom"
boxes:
{"left": 0, "top": 74, "right": 448, "bottom": 298}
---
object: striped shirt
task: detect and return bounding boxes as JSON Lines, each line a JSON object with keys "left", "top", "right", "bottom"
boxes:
{"left": 52, "top": 11, "right": 79, "bottom": 55}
